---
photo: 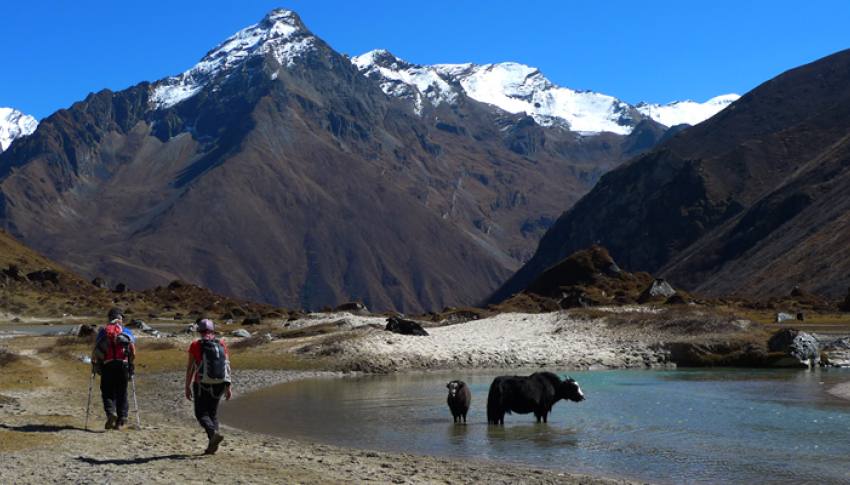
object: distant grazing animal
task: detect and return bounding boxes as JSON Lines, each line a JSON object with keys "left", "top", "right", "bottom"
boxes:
{"left": 446, "top": 380, "right": 471, "bottom": 423}
{"left": 385, "top": 316, "right": 429, "bottom": 336}
{"left": 487, "top": 372, "right": 584, "bottom": 425}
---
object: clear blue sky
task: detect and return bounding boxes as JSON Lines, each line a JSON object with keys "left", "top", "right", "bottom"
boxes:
{"left": 3, "top": 0, "right": 849, "bottom": 119}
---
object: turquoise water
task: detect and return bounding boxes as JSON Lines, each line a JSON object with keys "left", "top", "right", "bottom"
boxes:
{"left": 221, "top": 369, "right": 850, "bottom": 484}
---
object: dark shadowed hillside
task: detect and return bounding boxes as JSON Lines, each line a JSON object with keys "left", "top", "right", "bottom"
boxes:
{"left": 494, "top": 48, "right": 850, "bottom": 302}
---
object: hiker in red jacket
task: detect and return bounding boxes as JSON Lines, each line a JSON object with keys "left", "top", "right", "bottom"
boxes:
{"left": 91, "top": 307, "right": 136, "bottom": 430}
{"left": 185, "top": 318, "right": 232, "bottom": 454}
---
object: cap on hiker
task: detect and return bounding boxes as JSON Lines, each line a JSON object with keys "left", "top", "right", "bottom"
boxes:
{"left": 108, "top": 307, "right": 124, "bottom": 321}
{"left": 197, "top": 319, "right": 215, "bottom": 333}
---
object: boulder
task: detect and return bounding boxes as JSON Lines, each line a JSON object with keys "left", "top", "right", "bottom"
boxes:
{"left": 2, "top": 264, "right": 25, "bottom": 281}
{"left": 68, "top": 324, "right": 96, "bottom": 337}
{"left": 242, "top": 316, "right": 261, "bottom": 326}
{"left": 91, "top": 277, "right": 108, "bottom": 289}
{"left": 820, "top": 338, "right": 850, "bottom": 367}
{"left": 638, "top": 278, "right": 676, "bottom": 303}
{"left": 26, "top": 270, "right": 60, "bottom": 285}
{"left": 440, "top": 310, "right": 483, "bottom": 325}
{"left": 129, "top": 319, "right": 153, "bottom": 331}
{"left": 775, "top": 312, "right": 795, "bottom": 323}
{"left": 558, "top": 288, "right": 592, "bottom": 309}
{"left": 385, "top": 317, "right": 429, "bottom": 336}
{"left": 183, "top": 323, "right": 198, "bottom": 334}
{"left": 231, "top": 329, "right": 251, "bottom": 338}
{"left": 113, "top": 283, "right": 128, "bottom": 293}
{"left": 767, "top": 328, "right": 819, "bottom": 367}
{"left": 334, "top": 302, "right": 369, "bottom": 314}
{"left": 167, "top": 280, "right": 186, "bottom": 290}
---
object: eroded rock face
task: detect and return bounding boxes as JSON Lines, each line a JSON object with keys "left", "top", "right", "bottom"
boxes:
{"left": 638, "top": 278, "right": 676, "bottom": 303}
{"left": 767, "top": 328, "right": 819, "bottom": 367}
{"left": 820, "top": 338, "right": 850, "bottom": 367}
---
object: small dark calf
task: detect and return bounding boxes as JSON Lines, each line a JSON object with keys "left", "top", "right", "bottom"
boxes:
{"left": 446, "top": 380, "right": 471, "bottom": 423}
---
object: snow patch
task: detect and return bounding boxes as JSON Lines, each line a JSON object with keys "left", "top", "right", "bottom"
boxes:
{"left": 636, "top": 94, "right": 740, "bottom": 127}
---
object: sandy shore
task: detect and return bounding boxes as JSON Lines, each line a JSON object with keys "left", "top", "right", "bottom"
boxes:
{"left": 0, "top": 311, "right": 651, "bottom": 484}
{"left": 294, "top": 311, "right": 670, "bottom": 372}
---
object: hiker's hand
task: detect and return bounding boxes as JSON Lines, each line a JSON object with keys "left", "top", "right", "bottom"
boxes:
{"left": 91, "top": 362, "right": 101, "bottom": 375}
{"left": 127, "top": 363, "right": 135, "bottom": 377}
{"left": 225, "top": 386, "right": 232, "bottom": 401}
{"left": 185, "top": 386, "right": 193, "bottom": 401}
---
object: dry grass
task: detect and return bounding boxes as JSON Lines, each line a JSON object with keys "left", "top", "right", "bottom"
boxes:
{"left": 277, "top": 322, "right": 343, "bottom": 339}
{"left": 0, "top": 430, "right": 58, "bottom": 452}
{"left": 0, "top": 357, "right": 48, "bottom": 390}
{"left": 569, "top": 305, "right": 758, "bottom": 338}
{"left": 135, "top": 347, "right": 187, "bottom": 374}
{"left": 139, "top": 340, "right": 178, "bottom": 351}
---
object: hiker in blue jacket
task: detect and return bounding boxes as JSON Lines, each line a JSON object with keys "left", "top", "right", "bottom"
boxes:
{"left": 92, "top": 308, "right": 136, "bottom": 430}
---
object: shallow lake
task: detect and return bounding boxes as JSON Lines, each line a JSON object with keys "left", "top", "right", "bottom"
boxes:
{"left": 221, "top": 369, "right": 850, "bottom": 484}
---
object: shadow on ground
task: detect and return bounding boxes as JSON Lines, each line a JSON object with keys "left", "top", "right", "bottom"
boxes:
{"left": 76, "top": 454, "right": 199, "bottom": 465}
{"left": 0, "top": 424, "right": 87, "bottom": 433}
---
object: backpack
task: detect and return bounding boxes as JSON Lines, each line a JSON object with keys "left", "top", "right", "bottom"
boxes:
{"left": 198, "top": 338, "right": 231, "bottom": 385}
{"left": 97, "top": 323, "right": 132, "bottom": 362}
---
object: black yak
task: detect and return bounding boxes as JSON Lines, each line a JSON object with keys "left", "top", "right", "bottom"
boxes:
{"left": 487, "top": 372, "right": 584, "bottom": 425}
{"left": 385, "top": 316, "right": 429, "bottom": 336}
{"left": 446, "top": 380, "right": 471, "bottom": 423}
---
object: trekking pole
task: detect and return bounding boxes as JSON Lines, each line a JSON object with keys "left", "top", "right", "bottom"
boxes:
{"left": 84, "top": 372, "right": 95, "bottom": 431}
{"left": 130, "top": 375, "right": 142, "bottom": 430}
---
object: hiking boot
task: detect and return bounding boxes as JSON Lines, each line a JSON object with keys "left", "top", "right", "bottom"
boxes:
{"left": 204, "top": 433, "right": 224, "bottom": 455}
{"left": 115, "top": 417, "right": 127, "bottom": 430}
{"left": 105, "top": 414, "right": 118, "bottom": 430}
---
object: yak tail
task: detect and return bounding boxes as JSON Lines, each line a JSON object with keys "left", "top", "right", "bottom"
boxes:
{"left": 486, "top": 379, "right": 502, "bottom": 423}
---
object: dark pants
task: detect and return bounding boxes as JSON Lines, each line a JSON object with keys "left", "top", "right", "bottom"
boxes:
{"left": 193, "top": 383, "right": 226, "bottom": 439}
{"left": 101, "top": 361, "right": 129, "bottom": 418}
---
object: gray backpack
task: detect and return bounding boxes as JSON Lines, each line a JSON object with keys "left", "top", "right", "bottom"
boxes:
{"left": 198, "top": 339, "right": 231, "bottom": 385}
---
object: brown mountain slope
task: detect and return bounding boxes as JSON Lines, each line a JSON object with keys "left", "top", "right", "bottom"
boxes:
{"left": 494, "top": 48, "right": 850, "bottom": 302}
{"left": 0, "top": 229, "right": 277, "bottom": 319}
{"left": 0, "top": 10, "right": 663, "bottom": 312}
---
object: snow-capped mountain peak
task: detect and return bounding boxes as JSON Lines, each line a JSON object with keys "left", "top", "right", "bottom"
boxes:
{"left": 0, "top": 107, "right": 38, "bottom": 152}
{"left": 353, "top": 50, "right": 458, "bottom": 115}
{"left": 151, "top": 9, "right": 316, "bottom": 109}
{"left": 353, "top": 51, "right": 740, "bottom": 135}
{"left": 434, "top": 62, "right": 640, "bottom": 134}
{"left": 354, "top": 53, "right": 640, "bottom": 134}
{"left": 635, "top": 94, "right": 741, "bottom": 127}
